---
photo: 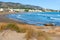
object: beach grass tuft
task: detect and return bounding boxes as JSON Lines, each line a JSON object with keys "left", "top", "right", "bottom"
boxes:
{"left": 0, "top": 23, "right": 27, "bottom": 33}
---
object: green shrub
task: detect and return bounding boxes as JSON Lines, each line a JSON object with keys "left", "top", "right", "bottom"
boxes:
{"left": 3, "top": 23, "right": 27, "bottom": 33}
{"left": 0, "top": 23, "right": 27, "bottom": 33}
{"left": 25, "top": 9, "right": 29, "bottom": 12}
{"left": 5, "top": 23, "right": 20, "bottom": 32}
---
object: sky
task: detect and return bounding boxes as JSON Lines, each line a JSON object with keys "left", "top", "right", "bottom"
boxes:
{"left": 0, "top": 0, "right": 60, "bottom": 10}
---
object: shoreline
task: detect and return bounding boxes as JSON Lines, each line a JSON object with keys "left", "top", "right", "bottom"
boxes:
{"left": 0, "top": 12, "right": 26, "bottom": 23}
{"left": 0, "top": 12, "right": 39, "bottom": 27}
{"left": 0, "top": 12, "right": 60, "bottom": 27}
{"left": 1, "top": 12, "right": 60, "bottom": 35}
{"left": 0, "top": 12, "right": 58, "bottom": 25}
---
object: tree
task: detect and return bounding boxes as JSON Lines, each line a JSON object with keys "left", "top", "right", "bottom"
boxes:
{"left": 25, "top": 9, "right": 29, "bottom": 12}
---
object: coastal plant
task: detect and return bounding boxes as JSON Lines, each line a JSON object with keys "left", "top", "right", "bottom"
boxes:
{"left": 0, "top": 25, "right": 6, "bottom": 31}
{"left": 0, "top": 23, "right": 28, "bottom": 33}
{"left": 25, "top": 27, "right": 36, "bottom": 40}
{"left": 4, "top": 23, "right": 27, "bottom": 33}
{"left": 36, "top": 31, "right": 51, "bottom": 40}
{"left": 5, "top": 23, "right": 20, "bottom": 32}
{"left": 18, "top": 27, "right": 27, "bottom": 33}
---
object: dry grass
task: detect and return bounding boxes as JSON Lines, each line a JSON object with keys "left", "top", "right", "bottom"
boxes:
{"left": 36, "top": 31, "right": 51, "bottom": 40}
{"left": 0, "top": 22, "right": 39, "bottom": 33}
{"left": 0, "top": 23, "right": 28, "bottom": 33}
{"left": 25, "top": 28, "right": 51, "bottom": 40}
{"left": 25, "top": 27, "right": 36, "bottom": 40}
{"left": 0, "top": 22, "right": 51, "bottom": 40}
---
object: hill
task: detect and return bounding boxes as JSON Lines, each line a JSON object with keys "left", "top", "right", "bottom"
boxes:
{"left": 0, "top": 1, "right": 59, "bottom": 12}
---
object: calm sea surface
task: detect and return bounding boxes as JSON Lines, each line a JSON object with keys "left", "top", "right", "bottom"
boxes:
{"left": 7, "top": 12, "right": 60, "bottom": 26}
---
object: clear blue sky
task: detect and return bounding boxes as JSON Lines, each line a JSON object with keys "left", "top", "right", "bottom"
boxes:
{"left": 0, "top": 0, "right": 60, "bottom": 10}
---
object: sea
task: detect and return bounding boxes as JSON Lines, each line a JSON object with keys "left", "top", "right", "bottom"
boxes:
{"left": 7, "top": 12, "right": 60, "bottom": 26}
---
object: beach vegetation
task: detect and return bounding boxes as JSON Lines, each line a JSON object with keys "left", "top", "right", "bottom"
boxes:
{"left": 36, "top": 31, "right": 51, "bottom": 40}
{"left": 5, "top": 23, "right": 20, "bottom": 32}
{"left": 0, "top": 23, "right": 27, "bottom": 33}
{"left": 25, "top": 27, "right": 36, "bottom": 40}
{"left": 0, "top": 23, "right": 51, "bottom": 40}
{"left": 25, "top": 28, "right": 51, "bottom": 40}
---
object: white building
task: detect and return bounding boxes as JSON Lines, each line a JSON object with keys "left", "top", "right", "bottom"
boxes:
{"left": 0, "top": 8, "right": 4, "bottom": 11}
{"left": 29, "top": 9, "right": 42, "bottom": 12}
{"left": 9, "top": 9, "right": 25, "bottom": 12}
{"left": 12, "top": 9, "right": 25, "bottom": 12}
{"left": 9, "top": 9, "right": 15, "bottom": 12}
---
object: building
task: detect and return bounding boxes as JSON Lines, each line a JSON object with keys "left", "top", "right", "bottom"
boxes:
{"left": 29, "top": 9, "right": 42, "bottom": 12}
{"left": 12, "top": 9, "right": 25, "bottom": 12}
{"left": 0, "top": 8, "right": 4, "bottom": 12}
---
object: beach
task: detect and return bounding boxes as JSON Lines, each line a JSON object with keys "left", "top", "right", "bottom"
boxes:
{"left": 0, "top": 12, "right": 25, "bottom": 23}
{"left": 0, "top": 12, "right": 60, "bottom": 40}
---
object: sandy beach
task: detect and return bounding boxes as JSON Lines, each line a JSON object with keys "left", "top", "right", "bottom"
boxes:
{"left": 0, "top": 12, "right": 26, "bottom": 23}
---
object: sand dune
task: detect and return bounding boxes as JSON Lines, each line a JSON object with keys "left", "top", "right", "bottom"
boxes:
{"left": 0, "top": 30, "right": 26, "bottom": 40}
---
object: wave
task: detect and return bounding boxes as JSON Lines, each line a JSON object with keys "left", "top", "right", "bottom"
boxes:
{"left": 50, "top": 17, "right": 60, "bottom": 20}
{"left": 17, "top": 15, "right": 21, "bottom": 18}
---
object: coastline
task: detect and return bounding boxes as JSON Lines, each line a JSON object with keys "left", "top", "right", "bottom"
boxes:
{"left": 0, "top": 12, "right": 40, "bottom": 27}
{"left": 0, "top": 12, "right": 60, "bottom": 40}
{"left": 1, "top": 12, "right": 60, "bottom": 28}
{"left": 0, "top": 12, "right": 26, "bottom": 23}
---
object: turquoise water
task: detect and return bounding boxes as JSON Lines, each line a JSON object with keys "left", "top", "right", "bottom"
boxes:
{"left": 7, "top": 12, "right": 60, "bottom": 26}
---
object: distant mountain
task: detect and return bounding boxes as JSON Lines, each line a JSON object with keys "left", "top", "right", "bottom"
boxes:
{"left": 0, "top": 1, "right": 59, "bottom": 12}
{"left": 0, "top": 1, "right": 43, "bottom": 9}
